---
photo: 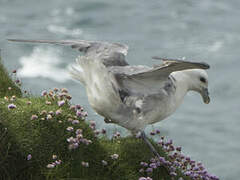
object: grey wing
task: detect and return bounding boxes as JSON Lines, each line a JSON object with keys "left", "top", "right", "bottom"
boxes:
{"left": 7, "top": 39, "right": 129, "bottom": 67}
{"left": 132, "top": 57, "right": 210, "bottom": 81}
{"left": 115, "top": 57, "right": 210, "bottom": 95}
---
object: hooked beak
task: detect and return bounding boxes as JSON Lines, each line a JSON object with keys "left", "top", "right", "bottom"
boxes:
{"left": 201, "top": 88, "right": 210, "bottom": 104}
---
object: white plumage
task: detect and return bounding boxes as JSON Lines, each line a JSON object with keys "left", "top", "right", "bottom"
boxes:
{"left": 8, "top": 38, "right": 210, "bottom": 157}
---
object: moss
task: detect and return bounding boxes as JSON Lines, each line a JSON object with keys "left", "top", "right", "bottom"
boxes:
{"left": 0, "top": 56, "right": 22, "bottom": 98}
{"left": 0, "top": 57, "right": 189, "bottom": 180}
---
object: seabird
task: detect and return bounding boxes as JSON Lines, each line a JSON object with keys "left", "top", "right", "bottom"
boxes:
{"left": 8, "top": 39, "right": 210, "bottom": 158}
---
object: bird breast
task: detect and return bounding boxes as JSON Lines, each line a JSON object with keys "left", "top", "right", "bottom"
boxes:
{"left": 83, "top": 60, "right": 121, "bottom": 118}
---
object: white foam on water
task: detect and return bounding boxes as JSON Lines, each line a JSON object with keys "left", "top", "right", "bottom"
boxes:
{"left": 47, "top": 25, "right": 83, "bottom": 37}
{"left": 18, "top": 47, "right": 71, "bottom": 83}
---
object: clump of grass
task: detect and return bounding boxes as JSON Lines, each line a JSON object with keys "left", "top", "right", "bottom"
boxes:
{"left": 0, "top": 56, "right": 22, "bottom": 98}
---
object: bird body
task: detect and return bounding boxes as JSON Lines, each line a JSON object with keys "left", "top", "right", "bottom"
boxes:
{"left": 8, "top": 39, "right": 210, "bottom": 134}
{"left": 70, "top": 54, "right": 209, "bottom": 133}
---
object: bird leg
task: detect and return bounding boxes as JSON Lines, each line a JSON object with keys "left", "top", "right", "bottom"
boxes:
{"left": 104, "top": 118, "right": 113, "bottom": 124}
{"left": 141, "top": 131, "right": 161, "bottom": 159}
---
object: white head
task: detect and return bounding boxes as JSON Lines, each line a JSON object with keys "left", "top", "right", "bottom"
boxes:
{"left": 183, "top": 69, "right": 210, "bottom": 104}
{"left": 172, "top": 69, "right": 210, "bottom": 104}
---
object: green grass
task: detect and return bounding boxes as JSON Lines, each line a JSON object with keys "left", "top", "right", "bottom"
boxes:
{"left": 0, "top": 97, "right": 177, "bottom": 180}
{"left": 0, "top": 57, "right": 22, "bottom": 98}
{"left": 0, "top": 56, "right": 189, "bottom": 180}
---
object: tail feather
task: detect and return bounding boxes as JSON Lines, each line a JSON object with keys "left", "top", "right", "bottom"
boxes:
{"left": 69, "top": 56, "right": 86, "bottom": 85}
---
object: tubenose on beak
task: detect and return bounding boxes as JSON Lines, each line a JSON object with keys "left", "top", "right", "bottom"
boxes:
{"left": 201, "top": 88, "right": 210, "bottom": 104}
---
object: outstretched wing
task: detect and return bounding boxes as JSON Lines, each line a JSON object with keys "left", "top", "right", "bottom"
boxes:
{"left": 7, "top": 39, "right": 129, "bottom": 67}
{"left": 115, "top": 57, "right": 210, "bottom": 95}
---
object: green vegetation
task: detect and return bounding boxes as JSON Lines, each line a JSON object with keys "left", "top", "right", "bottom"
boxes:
{"left": 0, "top": 57, "right": 21, "bottom": 98}
{"left": 0, "top": 56, "right": 189, "bottom": 180}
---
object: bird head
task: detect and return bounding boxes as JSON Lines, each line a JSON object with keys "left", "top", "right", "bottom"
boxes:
{"left": 184, "top": 69, "right": 210, "bottom": 104}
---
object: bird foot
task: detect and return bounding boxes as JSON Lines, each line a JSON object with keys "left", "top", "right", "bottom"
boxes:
{"left": 104, "top": 118, "right": 113, "bottom": 124}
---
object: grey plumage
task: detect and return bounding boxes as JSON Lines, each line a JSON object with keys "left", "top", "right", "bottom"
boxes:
{"left": 8, "top": 39, "right": 210, "bottom": 133}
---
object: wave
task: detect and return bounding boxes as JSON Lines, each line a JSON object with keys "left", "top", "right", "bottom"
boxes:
{"left": 18, "top": 47, "right": 71, "bottom": 83}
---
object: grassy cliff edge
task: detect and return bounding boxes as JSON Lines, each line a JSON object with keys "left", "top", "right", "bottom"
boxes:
{"left": 0, "top": 56, "right": 217, "bottom": 180}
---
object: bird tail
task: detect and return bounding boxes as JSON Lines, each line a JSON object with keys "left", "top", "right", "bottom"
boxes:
{"left": 69, "top": 56, "right": 87, "bottom": 85}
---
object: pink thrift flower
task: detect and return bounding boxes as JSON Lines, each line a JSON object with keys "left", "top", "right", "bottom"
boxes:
{"left": 75, "top": 104, "right": 81, "bottom": 109}
{"left": 52, "top": 155, "right": 57, "bottom": 160}
{"left": 67, "top": 137, "right": 75, "bottom": 143}
{"left": 40, "top": 110, "right": 47, "bottom": 115}
{"left": 47, "top": 114, "right": 52, "bottom": 120}
{"left": 27, "top": 154, "right": 32, "bottom": 160}
{"left": 68, "top": 118, "right": 73, "bottom": 122}
{"left": 48, "top": 111, "right": 54, "bottom": 115}
{"left": 45, "top": 101, "right": 52, "bottom": 105}
{"left": 31, "top": 115, "right": 38, "bottom": 120}
{"left": 72, "top": 120, "right": 79, "bottom": 124}
{"left": 146, "top": 178, "right": 153, "bottom": 180}
{"left": 46, "top": 164, "right": 55, "bottom": 168}
{"left": 10, "top": 95, "right": 16, "bottom": 101}
{"left": 70, "top": 105, "right": 76, "bottom": 111}
{"left": 102, "top": 160, "right": 108, "bottom": 166}
{"left": 139, "top": 177, "right": 147, "bottom": 180}
{"left": 15, "top": 79, "right": 20, "bottom": 84}
{"left": 58, "top": 100, "right": 65, "bottom": 107}
{"left": 41, "top": 90, "right": 48, "bottom": 96}
{"left": 82, "top": 111, "right": 88, "bottom": 117}
{"left": 66, "top": 94, "right": 72, "bottom": 100}
{"left": 55, "top": 160, "right": 62, "bottom": 165}
{"left": 53, "top": 88, "right": 59, "bottom": 92}
{"left": 81, "top": 161, "right": 89, "bottom": 167}
{"left": 55, "top": 109, "right": 62, "bottom": 115}
{"left": 150, "top": 131, "right": 155, "bottom": 136}
{"left": 61, "top": 88, "right": 68, "bottom": 93}
{"left": 8, "top": 104, "right": 16, "bottom": 109}
{"left": 94, "top": 129, "right": 100, "bottom": 136}
{"left": 90, "top": 120, "right": 96, "bottom": 127}
{"left": 66, "top": 126, "right": 74, "bottom": 132}
{"left": 111, "top": 154, "right": 119, "bottom": 160}
{"left": 76, "top": 134, "right": 83, "bottom": 139}
{"left": 26, "top": 101, "right": 32, "bottom": 105}
{"left": 76, "top": 110, "right": 82, "bottom": 117}
{"left": 75, "top": 129, "right": 83, "bottom": 135}
{"left": 101, "top": 128, "right": 106, "bottom": 134}
{"left": 115, "top": 131, "right": 120, "bottom": 137}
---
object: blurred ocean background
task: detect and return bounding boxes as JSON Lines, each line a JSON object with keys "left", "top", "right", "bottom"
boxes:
{"left": 0, "top": 0, "right": 239, "bottom": 179}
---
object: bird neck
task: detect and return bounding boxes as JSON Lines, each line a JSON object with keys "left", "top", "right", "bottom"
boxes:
{"left": 170, "top": 71, "right": 191, "bottom": 106}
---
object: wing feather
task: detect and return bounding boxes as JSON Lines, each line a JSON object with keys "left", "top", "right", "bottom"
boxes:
{"left": 7, "top": 39, "right": 129, "bottom": 67}
{"left": 115, "top": 57, "right": 210, "bottom": 95}
{"left": 130, "top": 57, "right": 210, "bottom": 81}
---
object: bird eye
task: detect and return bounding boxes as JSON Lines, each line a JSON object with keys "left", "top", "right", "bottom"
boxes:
{"left": 200, "top": 77, "right": 206, "bottom": 83}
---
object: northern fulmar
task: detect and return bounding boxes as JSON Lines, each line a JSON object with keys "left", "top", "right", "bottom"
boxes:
{"left": 8, "top": 39, "right": 210, "bottom": 158}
